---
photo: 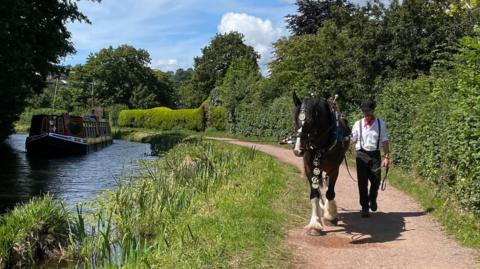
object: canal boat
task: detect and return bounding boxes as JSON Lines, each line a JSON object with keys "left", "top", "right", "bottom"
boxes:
{"left": 26, "top": 114, "right": 112, "bottom": 155}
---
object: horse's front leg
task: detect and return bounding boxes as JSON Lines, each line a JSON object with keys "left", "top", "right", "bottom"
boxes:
{"left": 304, "top": 158, "right": 324, "bottom": 235}
{"left": 323, "top": 169, "right": 339, "bottom": 224}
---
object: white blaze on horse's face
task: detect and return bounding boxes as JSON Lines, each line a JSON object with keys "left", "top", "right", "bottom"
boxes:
{"left": 294, "top": 108, "right": 306, "bottom": 157}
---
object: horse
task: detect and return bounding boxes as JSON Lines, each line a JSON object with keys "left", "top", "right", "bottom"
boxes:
{"left": 292, "top": 92, "right": 350, "bottom": 236}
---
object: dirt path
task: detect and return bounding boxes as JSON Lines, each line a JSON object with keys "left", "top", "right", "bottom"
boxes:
{"left": 208, "top": 138, "right": 479, "bottom": 269}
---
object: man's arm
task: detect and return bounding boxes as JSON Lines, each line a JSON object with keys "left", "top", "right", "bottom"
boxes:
{"left": 382, "top": 141, "right": 390, "bottom": 167}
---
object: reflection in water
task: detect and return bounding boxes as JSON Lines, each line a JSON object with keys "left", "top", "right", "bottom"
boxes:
{"left": 0, "top": 134, "right": 157, "bottom": 213}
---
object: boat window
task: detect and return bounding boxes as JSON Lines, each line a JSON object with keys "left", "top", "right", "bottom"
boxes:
{"left": 69, "top": 121, "right": 82, "bottom": 136}
{"left": 42, "top": 117, "right": 48, "bottom": 133}
{"left": 57, "top": 117, "right": 64, "bottom": 134}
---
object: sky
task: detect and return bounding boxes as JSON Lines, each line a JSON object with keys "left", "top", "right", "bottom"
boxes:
{"left": 64, "top": 0, "right": 367, "bottom": 73}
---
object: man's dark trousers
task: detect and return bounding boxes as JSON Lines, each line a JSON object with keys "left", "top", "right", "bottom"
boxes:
{"left": 356, "top": 149, "right": 381, "bottom": 210}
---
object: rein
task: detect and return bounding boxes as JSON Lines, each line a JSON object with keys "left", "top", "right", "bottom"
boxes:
{"left": 344, "top": 157, "right": 389, "bottom": 190}
{"left": 372, "top": 165, "right": 390, "bottom": 191}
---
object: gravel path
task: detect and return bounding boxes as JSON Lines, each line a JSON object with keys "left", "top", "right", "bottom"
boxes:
{"left": 208, "top": 138, "right": 479, "bottom": 269}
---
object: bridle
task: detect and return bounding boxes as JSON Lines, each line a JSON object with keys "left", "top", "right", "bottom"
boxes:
{"left": 294, "top": 102, "right": 336, "bottom": 156}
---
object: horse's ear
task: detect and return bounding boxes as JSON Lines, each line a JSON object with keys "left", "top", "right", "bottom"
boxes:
{"left": 293, "top": 91, "right": 301, "bottom": 106}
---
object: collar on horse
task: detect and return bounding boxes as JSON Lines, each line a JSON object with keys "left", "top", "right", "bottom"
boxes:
{"left": 297, "top": 102, "right": 341, "bottom": 159}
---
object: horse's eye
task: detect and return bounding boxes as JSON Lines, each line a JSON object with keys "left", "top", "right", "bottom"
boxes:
{"left": 298, "top": 112, "right": 306, "bottom": 121}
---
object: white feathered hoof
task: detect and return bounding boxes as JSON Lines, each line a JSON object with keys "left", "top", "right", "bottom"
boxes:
{"left": 323, "top": 200, "right": 338, "bottom": 225}
{"left": 306, "top": 227, "right": 324, "bottom": 236}
{"left": 305, "top": 216, "right": 323, "bottom": 236}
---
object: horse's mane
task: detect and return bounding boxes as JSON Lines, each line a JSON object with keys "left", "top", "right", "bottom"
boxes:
{"left": 302, "top": 97, "right": 333, "bottom": 134}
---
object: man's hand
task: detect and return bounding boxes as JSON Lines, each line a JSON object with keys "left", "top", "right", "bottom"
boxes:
{"left": 382, "top": 157, "right": 390, "bottom": 168}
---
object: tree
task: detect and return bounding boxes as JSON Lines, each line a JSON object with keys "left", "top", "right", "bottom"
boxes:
{"left": 217, "top": 58, "right": 261, "bottom": 122}
{"left": 168, "top": 68, "right": 194, "bottom": 88}
{"left": 270, "top": 22, "right": 367, "bottom": 103}
{"left": 0, "top": 0, "right": 96, "bottom": 141}
{"left": 188, "top": 32, "right": 259, "bottom": 107}
{"left": 376, "top": 0, "right": 478, "bottom": 80}
{"left": 286, "top": 0, "right": 356, "bottom": 35}
{"left": 167, "top": 68, "right": 194, "bottom": 108}
{"left": 70, "top": 45, "right": 174, "bottom": 108}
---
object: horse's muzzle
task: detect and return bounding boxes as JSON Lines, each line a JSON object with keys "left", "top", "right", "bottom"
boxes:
{"left": 293, "top": 149, "right": 304, "bottom": 157}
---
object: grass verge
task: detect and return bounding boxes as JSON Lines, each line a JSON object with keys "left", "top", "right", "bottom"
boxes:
{"left": 112, "top": 127, "right": 286, "bottom": 146}
{"left": 387, "top": 168, "right": 480, "bottom": 248}
{"left": 68, "top": 137, "right": 307, "bottom": 268}
{"left": 0, "top": 195, "right": 70, "bottom": 268}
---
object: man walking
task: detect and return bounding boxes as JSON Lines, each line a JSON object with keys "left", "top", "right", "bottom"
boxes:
{"left": 351, "top": 99, "right": 390, "bottom": 217}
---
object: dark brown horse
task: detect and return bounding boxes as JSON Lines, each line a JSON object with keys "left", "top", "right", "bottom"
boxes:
{"left": 292, "top": 93, "right": 350, "bottom": 235}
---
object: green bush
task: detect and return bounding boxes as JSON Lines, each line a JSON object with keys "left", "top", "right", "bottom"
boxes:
{"left": 233, "top": 95, "right": 294, "bottom": 139}
{"left": 106, "top": 104, "right": 129, "bottom": 127}
{"left": 378, "top": 35, "right": 480, "bottom": 214}
{"left": 207, "top": 106, "right": 227, "bottom": 131}
{"left": 17, "top": 108, "right": 67, "bottom": 126}
{"left": 118, "top": 106, "right": 205, "bottom": 131}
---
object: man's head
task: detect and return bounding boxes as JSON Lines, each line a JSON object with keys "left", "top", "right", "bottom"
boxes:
{"left": 361, "top": 99, "right": 375, "bottom": 111}
{"left": 361, "top": 99, "right": 376, "bottom": 118}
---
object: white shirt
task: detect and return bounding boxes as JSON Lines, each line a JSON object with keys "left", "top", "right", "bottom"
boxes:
{"left": 351, "top": 118, "right": 388, "bottom": 151}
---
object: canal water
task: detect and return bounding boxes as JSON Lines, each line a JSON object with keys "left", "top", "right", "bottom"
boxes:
{"left": 0, "top": 134, "right": 158, "bottom": 213}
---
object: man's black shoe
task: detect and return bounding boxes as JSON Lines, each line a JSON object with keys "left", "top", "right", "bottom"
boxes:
{"left": 370, "top": 200, "right": 377, "bottom": 212}
{"left": 361, "top": 208, "right": 370, "bottom": 218}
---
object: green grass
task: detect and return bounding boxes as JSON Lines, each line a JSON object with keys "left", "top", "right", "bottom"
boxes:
{"left": 153, "top": 143, "right": 307, "bottom": 268}
{"left": 0, "top": 195, "right": 70, "bottom": 268}
{"left": 14, "top": 123, "right": 29, "bottom": 133}
{"left": 387, "top": 168, "right": 480, "bottom": 248}
{"left": 112, "top": 126, "right": 289, "bottom": 146}
{"left": 67, "top": 138, "right": 307, "bottom": 268}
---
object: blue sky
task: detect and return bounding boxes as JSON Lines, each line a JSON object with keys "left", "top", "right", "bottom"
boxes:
{"left": 64, "top": 0, "right": 367, "bottom": 73}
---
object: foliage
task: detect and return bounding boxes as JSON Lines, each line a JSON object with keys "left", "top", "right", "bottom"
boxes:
{"left": 69, "top": 45, "right": 174, "bottom": 109}
{"left": 207, "top": 106, "right": 228, "bottom": 131}
{"left": 69, "top": 139, "right": 306, "bottom": 268}
{"left": 106, "top": 104, "right": 129, "bottom": 127}
{"left": 118, "top": 106, "right": 205, "bottom": 131}
{"left": 286, "top": 0, "right": 356, "bottom": 35}
{"left": 17, "top": 108, "right": 68, "bottom": 126}
{"left": 217, "top": 57, "right": 262, "bottom": 119}
{"left": 375, "top": 0, "right": 477, "bottom": 80}
{"left": 188, "top": 32, "right": 260, "bottom": 107}
{"left": 0, "top": 0, "right": 95, "bottom": 141}
{"left": 270, "top": 22, "right": 367, "bottom": 104}
{"left": 167, "top": 68, "right": 194, "bottom": 88}
{"left": 233, "top": 95, "right": 294, "bottom": 139}
{"left": 378, "top": 33, "right": 480, "bottom": 214}
{"left": 0, "top": 195, "right": 70, "bottom": 268}
{"left": 167, "top": 68, "right": 194, "bottom": 108}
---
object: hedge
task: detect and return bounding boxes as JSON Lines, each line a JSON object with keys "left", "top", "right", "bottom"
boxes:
{"left": 207, "top": 106, "right": 227, "bottom": 131}
{"left": 232, "top": 95, "right": 293, "bottom": 139}
{"left": 118, "top": 106, "right": 205, "bottom": 131}
{"left": 377, "top": 35, "right": 480, "bottom": 214}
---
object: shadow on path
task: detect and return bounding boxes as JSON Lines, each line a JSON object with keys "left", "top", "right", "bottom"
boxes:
{"left": 337, "top": 209, "right": 427, "bottom": 244}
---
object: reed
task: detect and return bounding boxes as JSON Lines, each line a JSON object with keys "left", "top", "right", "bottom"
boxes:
{"left": 68, "top": 137, "right": 305, "bottom": 268}
{"left": 0, "top": 195, "right": 70, "bottom": 268}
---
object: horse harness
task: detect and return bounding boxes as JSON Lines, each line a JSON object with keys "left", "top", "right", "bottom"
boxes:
{"left": 296, "top": 103, "right": 348, "bottom": 190}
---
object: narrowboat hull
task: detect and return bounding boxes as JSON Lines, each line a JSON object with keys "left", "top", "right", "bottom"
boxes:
{"left": 26, "top": 133, "right": 112, "bottom": 156}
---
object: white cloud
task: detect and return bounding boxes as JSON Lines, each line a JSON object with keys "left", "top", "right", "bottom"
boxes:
{"left": 151, "top": 59, "right": 181, "bottom": 72}
{"left": 218, "top": 12, "right": 287, "bottom": 70}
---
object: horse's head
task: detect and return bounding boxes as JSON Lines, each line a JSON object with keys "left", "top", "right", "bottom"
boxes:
{"left": 292, "top": 92, "right": 334, "bottom": 157}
